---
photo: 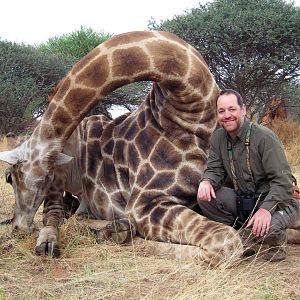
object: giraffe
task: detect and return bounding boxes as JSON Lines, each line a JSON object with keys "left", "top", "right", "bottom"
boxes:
{"left": 261, "top": 96, "right": 287, "bottom": 126}
{"left": 0, "top": 31, "right": 244, "bottom": 266}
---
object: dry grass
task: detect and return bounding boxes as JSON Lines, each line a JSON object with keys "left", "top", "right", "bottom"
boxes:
{"left": 271, "top": 120, "right": 300, "bottom": 169}
{"left": 0, "top": 122, "right": 300, "bottom": 300}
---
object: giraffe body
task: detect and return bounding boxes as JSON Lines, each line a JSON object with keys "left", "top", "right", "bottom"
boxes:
{"left": 0, "top": 31, "right": 243, "bottom": 265}
{"left": 261, "top": 96, "right": 287, "bottom": 126}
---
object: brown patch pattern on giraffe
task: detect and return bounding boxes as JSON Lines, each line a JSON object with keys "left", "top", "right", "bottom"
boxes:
{"left": 2, "top": 31, "right": 245, "bottom": 266}
{"left": 76, "top": 54, "right": 110, "bottom": 88}
{"left": 112, "top": 47, "right": 151, "bottom": 77}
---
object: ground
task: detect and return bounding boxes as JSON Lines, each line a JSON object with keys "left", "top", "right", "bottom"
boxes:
{"left": 0, "top": 150, "right": 299, "bottom": 299}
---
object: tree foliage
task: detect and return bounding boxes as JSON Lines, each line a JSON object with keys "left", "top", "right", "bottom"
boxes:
{"left": 150, "top": 0, "right": 300, "bottom": 118}
{"left": 89, "top": 82, "right": 151, "bottom": 117}
{"left": 37, "top": 26, "right": 112, "bottom": 61}
{"left": 0, "top": 40, "right": 74, "bottom": 134}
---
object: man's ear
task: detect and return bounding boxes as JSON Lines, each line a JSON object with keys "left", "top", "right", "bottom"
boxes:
{"left": 242, "top": 104, "right": 247, "bottom": 115}
{"left": 55, "top": 153, "right": 73, "bottom": 165}
{"left": 0, "top": 149, "right": 21, "bottom": 165}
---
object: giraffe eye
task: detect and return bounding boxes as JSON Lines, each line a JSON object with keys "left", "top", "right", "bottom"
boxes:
{"left": 5, "top": 172, "right": 12, "bottom": 185}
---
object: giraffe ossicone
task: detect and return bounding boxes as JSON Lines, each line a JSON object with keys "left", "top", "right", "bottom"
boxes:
{"left": 0, "top": 31, "right": 245, "bottom": 266}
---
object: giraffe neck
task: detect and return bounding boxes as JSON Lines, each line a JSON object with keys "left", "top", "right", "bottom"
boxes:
{"left": 34, "top": 31, "right": 218, "bottom": 156}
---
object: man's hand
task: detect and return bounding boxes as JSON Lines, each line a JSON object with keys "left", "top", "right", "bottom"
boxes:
{"left": 197, "top": 180, "right": 216, "bottom": 202}
{"left": 246, "top": 208, "right": 272, "bottom": 237}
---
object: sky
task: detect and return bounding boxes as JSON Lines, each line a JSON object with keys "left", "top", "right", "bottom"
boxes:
{"left": 0, "top": 0, "right": 298, "bottom": 45}
{"left": 0, "top": 0, "right": 208, "bottom": 45}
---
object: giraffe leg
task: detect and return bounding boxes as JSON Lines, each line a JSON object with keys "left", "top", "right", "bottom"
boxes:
{"left": 35, "top": 192, "right": 65, "bottom": 257}
{"left": 132, "top": 200, "right": 243, "bottom": 266}
{"left": 134, "top": 237, "right": 208, "bottom": 261}
{"left": 95, "top": 218, "right": 137, "bottom": 244}
{"left": 287, "top": 219, "right": 300, "bottom": 244}
{"left": 287, "top": 229, "right": 300, "bottom": 243}
{"left": 76, "top": 218, "right": 137, "bottom": 244}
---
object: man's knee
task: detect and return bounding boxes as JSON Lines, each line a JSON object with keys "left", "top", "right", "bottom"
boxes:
{"left": 265, "top": 227, "right": 286, "bottom": 245}
{"left": 215, "top": 187, "right": 237, "bottom": 215}
{"left": 272, "top": 201, "right": 300, "bottom": 230}
{"left": 264, "top": 208, "right": 293, "bottom": 245}
{"left": 198, "top": 187, "right": 237, "bottom": 225}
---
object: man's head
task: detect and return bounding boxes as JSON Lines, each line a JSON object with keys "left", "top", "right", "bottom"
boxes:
{"left": 217, "top": 89, "right": 246, "bottom": 138}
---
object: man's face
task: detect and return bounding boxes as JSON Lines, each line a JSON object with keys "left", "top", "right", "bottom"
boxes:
{"left": 217, "top": 93, "right": 246, "bottom": 137}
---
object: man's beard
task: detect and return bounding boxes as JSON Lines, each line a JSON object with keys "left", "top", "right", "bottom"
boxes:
{"left": 220, "top": 117, "right": 244, "bottom": 135}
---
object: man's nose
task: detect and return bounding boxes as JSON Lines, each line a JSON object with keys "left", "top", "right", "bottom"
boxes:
{"left": 224, "top": 110, "right": 231, "bottom": 118}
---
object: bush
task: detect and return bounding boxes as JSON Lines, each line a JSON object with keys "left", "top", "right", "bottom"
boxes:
{"left": 0, "top": 40, "right": 75, "bottom": 134}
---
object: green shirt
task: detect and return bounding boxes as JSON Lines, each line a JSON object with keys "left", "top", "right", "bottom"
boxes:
{"left": 202, "top": 118, "right": 295, "bottom": 213}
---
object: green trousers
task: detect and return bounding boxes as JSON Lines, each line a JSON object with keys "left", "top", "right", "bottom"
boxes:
{"left": 197, "top": 187, "right": 300, "bottom": 245}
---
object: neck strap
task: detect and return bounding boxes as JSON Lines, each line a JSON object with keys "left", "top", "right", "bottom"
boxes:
{"left": 227, "top": 122, "right": 253, "bottom": 191}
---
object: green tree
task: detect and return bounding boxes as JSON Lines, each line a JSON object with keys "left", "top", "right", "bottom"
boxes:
{"left": 89, "top": 82, "right": 151, "bottom": 117}
{"left": 0, "top": 40, "right": 74, "bottom": 134}
{"left": 38, "top": 26, "right": 149, "bottom": 117}
{"left": 37, "top": 26, "right": 112, "bottom": 61}
{"left": 279, "top": 81, "right": 300, "bottom": 122}
{"left": 150, "top": 0, "right": 300, "bottom": 118}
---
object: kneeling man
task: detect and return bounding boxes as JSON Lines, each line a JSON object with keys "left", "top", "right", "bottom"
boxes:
{"left": 197, "top": 89, "right": 300, "bottom": 261}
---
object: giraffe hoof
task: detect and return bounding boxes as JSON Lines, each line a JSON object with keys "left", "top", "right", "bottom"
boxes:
{"left": 35, "top": 226, "right": 60, "bottom": 257}
{"left": 0, "top": 218, "right": 13, "bottom": 225}
{"left": 35, "top": 241, "right": 60, "bottom": 258}
{"left": 95, "top": 219, "right": 136, "bottom": 244}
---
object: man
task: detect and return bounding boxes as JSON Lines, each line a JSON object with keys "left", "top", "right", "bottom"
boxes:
{"left": 197, "top": 89, "right": 300, "bottom": 261}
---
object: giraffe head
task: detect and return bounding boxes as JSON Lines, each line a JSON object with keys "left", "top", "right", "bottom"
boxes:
{"left": 0, "top": 138, "right": 72, "bottom": 232}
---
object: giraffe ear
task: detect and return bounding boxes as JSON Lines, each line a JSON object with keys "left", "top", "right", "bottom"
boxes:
{"left": 0, "top": 149, "right": 21, "bottom": 165}
{"left": 55, "top": 153, "right": 73, "bottom": 165}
